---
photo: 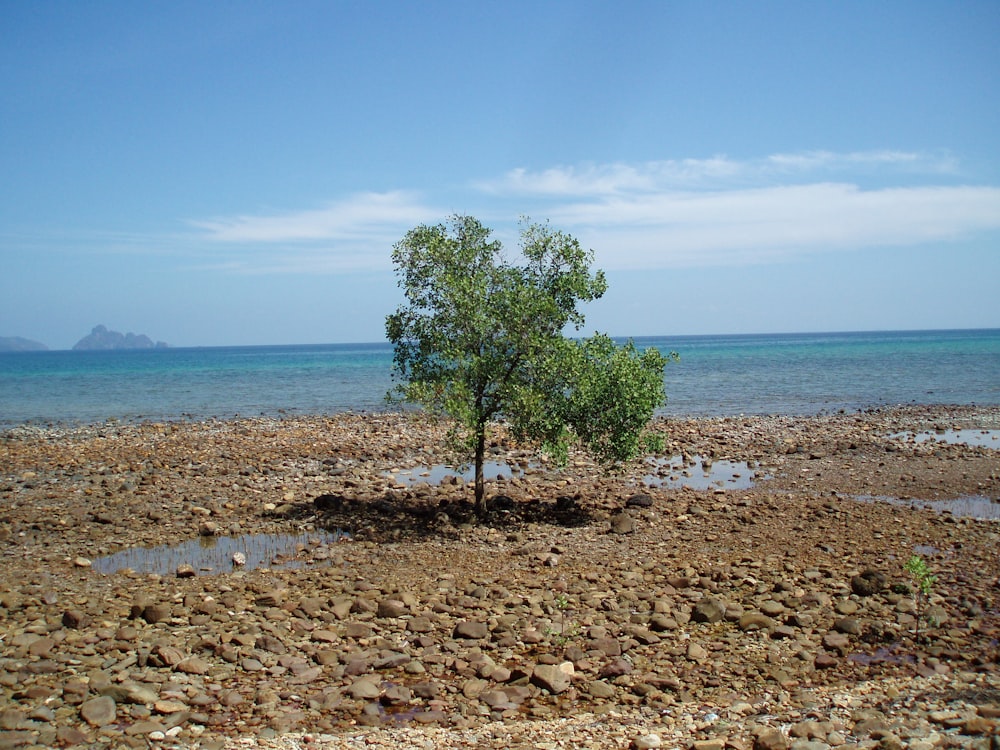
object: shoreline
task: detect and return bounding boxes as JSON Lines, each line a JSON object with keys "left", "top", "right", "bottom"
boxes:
{"left": 1, "top": 405, "right": 998, "bottom": 748}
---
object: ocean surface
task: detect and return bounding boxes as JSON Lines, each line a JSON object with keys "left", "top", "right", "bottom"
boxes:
{"left": 1, "top": 329, "right": 998, "bottom": 427}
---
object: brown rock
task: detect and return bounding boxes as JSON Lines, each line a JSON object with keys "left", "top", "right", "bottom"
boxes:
{"left": 753, "top": 728, "right": 787, "bottom": 750}
{"left": 376, "top": 598, "right": 407, "bottom": 618}
{"left": 454, "top": 621, "right": 489, "bottom": 639}
{"left": 80, "top": 695, "right": 117, "bottom": 727}
{"left": 530, "top": 662, "right": 573, "bottom": 694}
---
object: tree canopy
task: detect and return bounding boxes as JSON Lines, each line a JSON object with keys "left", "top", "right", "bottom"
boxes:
{"left": 386, "top": 215, "right": 673, "bottom": 517}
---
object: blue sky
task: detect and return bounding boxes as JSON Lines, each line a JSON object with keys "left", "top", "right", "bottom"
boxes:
{"left": 2, "top": 1, "right": 999, "bottom": 348}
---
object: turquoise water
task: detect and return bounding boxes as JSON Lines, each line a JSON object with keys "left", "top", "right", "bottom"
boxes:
{"left": 0, "top": 330, "right": 997, "bottom": 426}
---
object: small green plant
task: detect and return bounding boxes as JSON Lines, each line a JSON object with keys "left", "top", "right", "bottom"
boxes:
{"left": 903, "top": 554, "right": 937, "bottom": 640}
{"left": 544, "top": 593, "right": 579, "bottom": 646}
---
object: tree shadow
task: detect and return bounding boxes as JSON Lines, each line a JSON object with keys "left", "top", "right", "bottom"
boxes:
{"left": 277, "top": 491, "right": 598, "bottom": 543}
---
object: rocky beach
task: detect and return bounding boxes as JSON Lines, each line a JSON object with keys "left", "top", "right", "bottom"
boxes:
{"left": 1, "top": 405, "right": 999, "bottom": 749}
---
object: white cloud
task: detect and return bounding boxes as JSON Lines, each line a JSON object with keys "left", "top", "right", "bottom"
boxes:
{"left": 548, "top": 183, "right": 1000, "bottom": 270}
{"left": 480, "top": 150, "right": 959, "bottom": 196}
{"left": 185, "top": 152, "right": 998, "bottom": 274}
{"left": 190, "top": 191, "right": 437, "bottom": 243}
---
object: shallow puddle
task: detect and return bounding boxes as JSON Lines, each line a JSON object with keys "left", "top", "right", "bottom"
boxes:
{"left": 890, "top": 429, "right": 1000, "bottom": 449}
{"left": 92, "top": 530, "right": 346, "bottom": 576}
{"left": 852, "top": 494, "right": 1000, "bottom": 521}
{"left": 642, "top": 455, "right": 760, "bottom": 490}
{"left": 387, "top": 461, "right": 524, "bottom": 487}
{"left": 848, "top": 646, "right": 916, "bottom": 666}
{"left": 389, "top": 455, "right": 760, "bottom": 492}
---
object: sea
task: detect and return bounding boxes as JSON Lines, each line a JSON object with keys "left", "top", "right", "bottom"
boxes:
{"left": 1, "top": 329, "right": 998, "bottom": 428}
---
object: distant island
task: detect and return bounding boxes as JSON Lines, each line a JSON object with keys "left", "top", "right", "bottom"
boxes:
{"left": 73, "top": 325, "right": 169, "bottom": 351}
{"left": 0, "top": 336, "right": 48, "bottom": 352}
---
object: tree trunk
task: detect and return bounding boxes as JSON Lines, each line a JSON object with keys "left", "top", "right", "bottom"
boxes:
{"left": 474, "top": 425, "right": 487, "bottom": 519}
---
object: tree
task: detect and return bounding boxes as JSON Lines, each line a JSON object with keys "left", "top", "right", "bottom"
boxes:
{"left": 386, "top": 215, "right": 673, "bottom": 518}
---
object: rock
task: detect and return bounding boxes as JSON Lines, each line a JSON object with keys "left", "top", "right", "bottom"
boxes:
{"left": 833, "top": 617, "right": 862, "bottom": 635}
{"left": 822, "top": 632, "right": 851, "bottom": 653}
{"left": 632, "top": 734, "right": 663, "bottom": 749}
{"left": 347, "top": 677, "right": 381, "bottom": 700}
{"left": 80, "top": 695, "right": 117, "bottom": 727}
{"left": 376, "top": 599, "right": 407, "bottom": 618}
{"left": 626, "top": 494, "right": 655, "bottom": 508}
{"left": 175, "top": 656, "right": 210, "bottom": 674}
{"left": 0, "top": 709, "right": 25, "bottom": 730}
{"left": 814, "top": 653, "right": 839, "bottom": 669}
{"left": 453, "top": 621, "right": 489, "bottom": 639}
{"left": 61, "top": 609, "right": 90, "bottom": 629}
{"left": 142, "top": 603, "right": 172, "bottom": 624}
{"left": 851, "top": 569, "right": 887, "bottom": 596}
{"left": 754, "top": 728, "right": 788, "bottom": 750}
{"left": 100, "top": 683, "right": 158, "bottom": 705}
{"left": 599, "top": 658, "right": 633, "bottom": 678}
{"left": 739, "top": 613, "right": 775, "bottom": 631}
{"left": 530, "top": 662, "right": 573, "bottom": 694}
{"left": 176, "top": 563, "right": 196, "bottom": 578}
{"left": 587, "top": 680, "right": 617, "bottom": 698}
{"left": 692, "top": 598, "right": 726, "bottom": 623}
{"left": 609, "top": 512, "right": 636, "bottom": 534}
{"left": 686, "top": 641, "right": 709, "bottom": 661}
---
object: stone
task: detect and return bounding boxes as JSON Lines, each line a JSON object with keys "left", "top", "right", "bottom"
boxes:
{"left": 609, "top": 512, "right": 636, "bottom": 534}
{"left": 625, "top": 493, "right": 654, "bottom": 508}
{"left": 632, "top": 734, "right": 663, "bottom": 749}
{"left": 851, "top": 569, "right": 887, "bottom": 597}
{"left": 80, "top": 696, "right": 117, "bottom": 727}
{"left": 833, "top": 617, "right": 862, "bottom": 635}
{"left": 101, "top": 683, "right": 158, "bottom": 705}
{"left": 692, "top": 598, "right": 726, "bottom": 623}
{"left": 142, "top": 603, "right": 172, "bottom": 624}
{"left": 347, "top": 677, "right": 381, "bottom": 700}
{"left": 739, "top": 613, "right": 775, "bottom": 631}
{"left": 311, "top": 628, "right": 339, "bottom": 643}
{"left": 686, "top": 641, "right": 709, "bottom": 661}
{"left": 587, "top": 680, "right": 617, "bottom": 698}
{"left": 754, "top": 728, "right": 788, "bottom": 750}
{"left": 376, "top": 599, "right": 407, "bottom": 618}
{"left": 61, "top": 609, "right": 90, "bottom": 629}
{"left": 175, "top": 656, "right": 210, "bottom": 674}
{"left": 454, "top": 621, "right": 489, "bottom": 639}
{"left": 0, "top": 710, "right": 25, "bottom": 731}
{"left": 530, "top": 663, "right": 573, "bottom": 694}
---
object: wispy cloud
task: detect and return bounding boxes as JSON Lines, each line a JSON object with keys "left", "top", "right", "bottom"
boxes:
{"left": 552, "top": 183, "right": 1000, "bottom": 270}
{"left": 183, "top": 151, "right": 998, "bottom": 274}
{"left": 190, "top": 190, "right": 436, "bottom": 243}
{"left": 478, "top": 150, "right": 959, "bottom": 196}
{"left": 473, "top": 151, "right": 996, "bottom": 271}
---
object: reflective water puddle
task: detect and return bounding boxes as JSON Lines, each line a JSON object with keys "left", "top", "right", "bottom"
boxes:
{"left": 93, "top": 530, "right": 346, "bottom": 576}
{"left": 890, "top": 429, "right": 1000, "bottom": 449}
{"left": 642, "top": 455, "right": 760, "bottom": 490}
{"left": 389, "top": 455, "right": 760, "bottom": 492}
{"left": 852, "top": 494, "right": 1000, "bottom": 521}
{"left": 387, "top": 460, "right": 524, "bottom": 487}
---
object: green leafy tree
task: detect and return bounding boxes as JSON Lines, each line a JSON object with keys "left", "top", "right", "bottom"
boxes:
{"left": 385, "top": 215, "right": 674, "bottom": 518}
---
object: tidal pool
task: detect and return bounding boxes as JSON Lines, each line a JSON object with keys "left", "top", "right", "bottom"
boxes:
{"left": 890, "top": 429, "right": 1000, "bottom": 449}
{"left": 388, "top": 454, "right": 760, "bottom": 492}
{"left": 386, "top": 461, "right": 524, "bottom": 487}
{"left": 93, "top": 530, "right": 346, "bottom": 576}
{"left": 642, "top": 454, "right": 760, "bottom": 490}
{"left": 852, "top": 494, "right": 1000, "bottom": 521}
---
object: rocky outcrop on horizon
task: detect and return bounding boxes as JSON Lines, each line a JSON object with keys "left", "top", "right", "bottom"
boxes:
{"left": 72, "top": 325, "right": 168, "bottom": 351}
{"left": 0, "top": 336, "right": 48, "bottom": 352}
